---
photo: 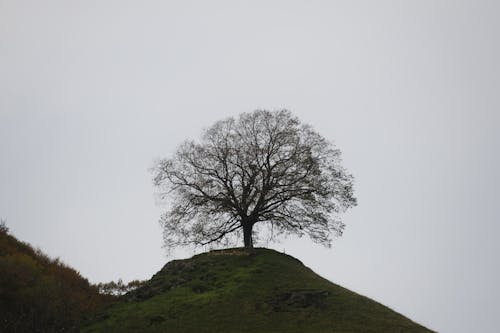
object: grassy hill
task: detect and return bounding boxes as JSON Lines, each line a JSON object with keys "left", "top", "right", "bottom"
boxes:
{"left": 82, "top": 248, "right": 434, "bottom": 333}
{"left": 0, "top": 224, "right": 114, "bottom": 333}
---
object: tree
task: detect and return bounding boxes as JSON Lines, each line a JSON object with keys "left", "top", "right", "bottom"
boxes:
{"left": 0, "top": 218, "right": 8, "bottom": 234}
{"left": 153, "top": 110, "right": 356, "bottom": 250}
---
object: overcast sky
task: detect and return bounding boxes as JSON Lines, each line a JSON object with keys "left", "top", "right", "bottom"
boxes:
{"left": 1, "top": 1, "right": 499, "bottom": 332}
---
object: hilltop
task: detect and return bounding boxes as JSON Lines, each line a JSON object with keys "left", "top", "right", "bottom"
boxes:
{"left": 83, "top": 248, "right": 434, "bottom": 333}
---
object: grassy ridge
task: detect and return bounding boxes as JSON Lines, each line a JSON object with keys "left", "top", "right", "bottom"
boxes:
{"left": 83, "top": 248, "right": 434, "bottom": 333}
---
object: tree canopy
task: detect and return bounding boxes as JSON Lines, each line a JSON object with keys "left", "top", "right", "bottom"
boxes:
{"left": 153, "top": 110, "right": 356, "bottom": 250}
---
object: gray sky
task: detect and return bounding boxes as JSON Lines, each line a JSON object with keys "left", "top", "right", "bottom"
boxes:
{"left": 1, "top": 1, "right": 499, "bottom": 332}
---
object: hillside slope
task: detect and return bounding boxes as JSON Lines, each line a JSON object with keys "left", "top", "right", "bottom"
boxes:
{"left": 83, "top": 248, "right": 434, "bottom": 333}
{"left": 0, "top": 225, "right": 113, "bottom": 333}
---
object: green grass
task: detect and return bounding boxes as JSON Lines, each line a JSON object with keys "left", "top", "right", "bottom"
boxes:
{"left": 82, "top": 248, "right": 434, "bottom": 333}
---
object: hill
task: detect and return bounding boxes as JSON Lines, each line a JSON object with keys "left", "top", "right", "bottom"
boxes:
{"left": 82, "top": 248, "right": 434, "bottom": 333}
{"left": 0, "top": 224, "right": 114, "bottom": 333}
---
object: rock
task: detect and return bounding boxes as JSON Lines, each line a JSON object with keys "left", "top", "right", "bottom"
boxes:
{"left": 268, "top": 289, "right": 329, "bottom": 311}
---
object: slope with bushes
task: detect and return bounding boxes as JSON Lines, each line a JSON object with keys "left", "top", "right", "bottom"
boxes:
{"left": 0, "top": 225, "right": 114, "bottom": 333}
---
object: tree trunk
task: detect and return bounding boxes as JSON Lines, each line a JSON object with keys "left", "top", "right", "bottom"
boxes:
{"left": 243, "top": 222, "right": 254, "bottom": 249}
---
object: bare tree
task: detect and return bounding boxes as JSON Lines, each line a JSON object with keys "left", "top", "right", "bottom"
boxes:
{"left": 0, "top": 218, "right": 8, "bottom": 234}
{"left": 153, "top": 110, "right": 356, "bottom": 250}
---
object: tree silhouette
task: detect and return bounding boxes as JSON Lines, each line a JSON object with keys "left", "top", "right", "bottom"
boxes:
{"left": 153, "top": 110, "right": 356, "bottom": 250}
